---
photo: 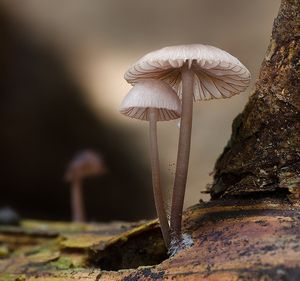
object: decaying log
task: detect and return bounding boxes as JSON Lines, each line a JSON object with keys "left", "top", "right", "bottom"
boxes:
{"left": 0, "top": 198, "right": 300, "bottom": 280}
{"left": 105, "top": 198, "right": 300, "bottom": 280}
{"left": 0, "top": 0, "right": 299, "bottom": 280}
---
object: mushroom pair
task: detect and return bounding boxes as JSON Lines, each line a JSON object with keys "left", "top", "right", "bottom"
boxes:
{"left": 120, "top": 44, "right": 250, "bottom": 250}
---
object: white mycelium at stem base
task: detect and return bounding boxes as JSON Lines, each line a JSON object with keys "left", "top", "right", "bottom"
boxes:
{"left": 120, "top": 79, "right": 181, "bottom": 248}
{"left": 124, "top": 44, "right": 251, "bottom": 245}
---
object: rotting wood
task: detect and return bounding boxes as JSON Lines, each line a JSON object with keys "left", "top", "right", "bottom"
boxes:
{"left": 1, "top": 198, "right": 300, "bottom": 280}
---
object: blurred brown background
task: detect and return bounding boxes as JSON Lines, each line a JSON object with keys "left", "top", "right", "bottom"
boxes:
{"left": 0, "top": 0, "right": 280, "bottom": 221}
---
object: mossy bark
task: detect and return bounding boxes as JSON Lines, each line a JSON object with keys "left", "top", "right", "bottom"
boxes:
{"left": 211, "top": 0, "right": 300, "bottom": 199}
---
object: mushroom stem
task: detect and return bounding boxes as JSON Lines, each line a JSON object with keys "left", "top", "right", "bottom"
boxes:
{"left": 170, "top": 63, "right": 194, "bottom": 241}
{"left": 71, "top": 179, "right": 85, "bottom": 222}
{"left": 149, "top": 108, "right": 170, "bottom": 247}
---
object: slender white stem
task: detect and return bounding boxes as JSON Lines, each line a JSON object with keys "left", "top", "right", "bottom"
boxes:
{"left": 170, "top": 64, "right": 194, "bottom": 241}
{"left": 149, "top": 108, "right": 170, "bottom": 247}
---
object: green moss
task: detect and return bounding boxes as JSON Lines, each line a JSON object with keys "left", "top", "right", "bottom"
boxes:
{"left": 0, "top": 245, "right": 9, "bottom": 257}
{"left": 50, "top": 257, "right": 74, "bottom": 270}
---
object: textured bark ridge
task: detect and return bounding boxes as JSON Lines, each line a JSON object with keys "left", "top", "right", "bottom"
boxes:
{"left": 211, "top": 0, "right": 300, "bottom": 199}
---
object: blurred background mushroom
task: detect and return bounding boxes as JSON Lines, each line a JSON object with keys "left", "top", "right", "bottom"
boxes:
{"left": 65, "top": 150, "right": 106, "bottom": 222}
{"left": 0, "top": 0, "right": 280, "bottom": 222}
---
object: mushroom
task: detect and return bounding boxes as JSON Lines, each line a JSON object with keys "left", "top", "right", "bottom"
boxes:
{"left": 120, "top": 79, "right": 181, "bottom": 247}
{"left": 64, "top": 150, "right": 106, "bottom": 222}
{"left": 124, "top": 44, "right": 251, "bottom": 244}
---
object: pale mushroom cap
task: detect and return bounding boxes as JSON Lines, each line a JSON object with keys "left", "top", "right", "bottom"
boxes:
{"left": 124, "top": 44, "right": 251, "bottom": 101}
{"left": 120, "top": 79, "right": 181, "bottom": 121}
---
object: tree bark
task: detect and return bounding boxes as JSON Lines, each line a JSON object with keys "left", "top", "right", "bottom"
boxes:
{"left": 210, "top": 0, "right": 300, "bottom": 199}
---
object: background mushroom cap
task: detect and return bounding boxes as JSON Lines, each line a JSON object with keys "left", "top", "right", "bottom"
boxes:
{"left": 65, "top": 150, "right": 106, "bottom": 182}
{"left": 124, "top": 44, "right": 251, "bottom": 101}
{"left": 120, "top": 79, "right": 181, "bottom": 121}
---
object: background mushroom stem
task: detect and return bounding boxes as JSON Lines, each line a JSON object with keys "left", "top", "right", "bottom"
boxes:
{"left": 170, "top": 63, "right": 194, "bottom": 241}
{"left": 71, "top": 179, "right": 85, "bottom": 222}
{"left": 149, "top": 108, "right": 170, "bottom": 247}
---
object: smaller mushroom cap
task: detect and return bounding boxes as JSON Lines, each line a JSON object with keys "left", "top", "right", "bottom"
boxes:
{"left": 120, "top": 79, "right": 181, "bottom": 121}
